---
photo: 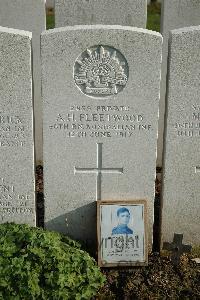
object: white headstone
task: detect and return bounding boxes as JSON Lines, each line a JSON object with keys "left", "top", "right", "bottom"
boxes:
{"left": 161, "top": 26, "right": 200, "bottom": 245}
{"left": 42, "top": 25, "right": 162, "bottom": 247}
{"left": 157, "top": 0, "right": 200, "bottom": 166}
{"left": 46, "top": 0, "right": 54, "bottom": 8}
{"left": 55, "top": 0, "right": 147, "bottom": 28}
{"left": 0, "top": 0, "right": 46, "bottom": 164}
{"left": 0, "top": 27, "right": 35, "bottom": 225}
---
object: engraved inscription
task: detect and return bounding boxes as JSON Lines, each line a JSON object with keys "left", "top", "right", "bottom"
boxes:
{"left": 174, "top": 104, "right": 200, "bottom": 138}
{"left": 48, "top": 105, "right": 153, "bottom": 139}
{"left": 0, "top": 178, "right": 34, "bottom": 220}
{"left": 195, "top": 167, "right": 200, "bottom": 173}
{"left": 0, "top": 113, "right": 27, "bottom": 147}
{"left": 179, "top": 0, "right": 199, "bottom": 8}
{"left": 74, "top": 45, "right": 128, "bottom": 98}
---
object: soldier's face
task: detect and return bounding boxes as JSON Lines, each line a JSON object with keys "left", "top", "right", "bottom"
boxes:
{"left": 118, "top": 212, "right": 130, "bottom": 225}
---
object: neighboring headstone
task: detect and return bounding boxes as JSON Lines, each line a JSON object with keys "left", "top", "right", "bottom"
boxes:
{"left": 0, "top": 0, "right": 46, "bottom": 164}
{"left": 161, "top": 26, "right": 200, "bottom": 245}
{"left": 157, "top": 0, "right": 200, "bottom": 166}
{"left": 55, "top": 0, "right": 147, "bottom": 28}
{"left": 42, "top": 25, "right": 162, "bottom": 247}
{"left": 46, "top": 0, "right": 54, "bottom": 8}
{"left": 0, "top": 27, "right": 35, "bottom": 225}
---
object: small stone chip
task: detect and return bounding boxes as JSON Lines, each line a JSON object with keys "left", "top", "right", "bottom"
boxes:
{"left": 191, "top": 258, "right": 200, "bottom": 264}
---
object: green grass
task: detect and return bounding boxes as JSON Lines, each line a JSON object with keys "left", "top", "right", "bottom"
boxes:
{"left": 192, "top": 245, "right": 200, "bottom": 257}
{"left": 147, "top": 3, "right": 161, "bottom": 32}
{"left": 46, "top": 3, "right": 161, "bottom": 32}
{"left": 46, "top": 14, "right": 54, "bottom": 29}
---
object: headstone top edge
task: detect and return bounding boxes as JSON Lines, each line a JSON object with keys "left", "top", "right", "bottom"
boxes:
{"left": 33, "top": 0, "right": 46, "bottom": 5}
{"left": 171, "top": 25, "right": 200, "bottom": 35}
{"left": 41, "top": 25, "right": 162, "bottom": 38}
{"left": 54, "top": 0, "right": 148, "bottom": 4}
{"left": 0, "top": 26, "right": 32, "bottom": 38}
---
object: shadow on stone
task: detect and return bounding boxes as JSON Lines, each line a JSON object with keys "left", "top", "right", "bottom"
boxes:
{"left": 45, "top": 201, "right": 97, "bottom": 256}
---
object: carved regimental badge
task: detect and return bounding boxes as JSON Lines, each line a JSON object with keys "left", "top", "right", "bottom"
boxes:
{"left": 74, "top": 45, "right": 128, "bottom": 98}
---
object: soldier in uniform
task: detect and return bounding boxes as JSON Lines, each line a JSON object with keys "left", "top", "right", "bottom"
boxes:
{"left": 112, "top": 207, "right": 133, "bottom": 235}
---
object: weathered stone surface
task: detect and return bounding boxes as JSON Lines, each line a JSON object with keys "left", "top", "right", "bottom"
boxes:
{"left": 0, "top": 27, "right": 35, "bottom": 225}
{"left": 161, "top": 26, "right": 200, "bottom": 245}
{"left": 42, "top": 25, "right": 162, "bottom": 246}
{"left": 46, "top": 0, "right": 54, "bottom": 8}
{"left": 55, "top": 0, "right": 147, "bottom": 28}
{"left": 157, "top": 0, "right": 200, "bottom": 166}
{"left": 0, "top": 0, "right": 46, "bottom": 163}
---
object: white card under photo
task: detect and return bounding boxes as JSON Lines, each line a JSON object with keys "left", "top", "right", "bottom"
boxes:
{"left": 97, "top": 200, "right": 148, "bottom": 267}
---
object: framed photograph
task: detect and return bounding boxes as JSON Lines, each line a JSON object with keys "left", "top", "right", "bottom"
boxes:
{"left": 97, "top": 200, "right": 148, "bottom": 267}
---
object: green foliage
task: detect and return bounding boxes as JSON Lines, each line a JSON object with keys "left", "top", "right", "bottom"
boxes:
{"left": 147, "top": 3, "right": 161, "bottom": 33}
{"left": 46, "top": 7, "right": 54, "bottom": 29}
{"left": 192, "top": 245, "right": 200, "bottom": 257}
{"left": 46, "top": 14, "right": 55, "bottom": 30}
{"left": 0, "top": 223, "right": 105, "bottom": 300}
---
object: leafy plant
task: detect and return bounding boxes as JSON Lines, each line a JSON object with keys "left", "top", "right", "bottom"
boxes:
{"left": 0, "top": 223, "right": 105, "bottom": 299}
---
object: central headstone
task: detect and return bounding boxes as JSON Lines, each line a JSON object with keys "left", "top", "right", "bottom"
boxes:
{"left": 42, "top": 25, "right": 162, "bottom": 246}
{"left": 55, "top": 0, "right": 147, "bottom": 28}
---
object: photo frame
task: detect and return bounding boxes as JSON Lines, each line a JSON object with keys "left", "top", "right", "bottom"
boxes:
{"left": 97, "top": 200, "right": 148, "bottom": 267}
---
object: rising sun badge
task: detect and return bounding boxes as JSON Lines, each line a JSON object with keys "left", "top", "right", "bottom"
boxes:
{"left": 74, "top": 45, "right": 129, "bottom": 98}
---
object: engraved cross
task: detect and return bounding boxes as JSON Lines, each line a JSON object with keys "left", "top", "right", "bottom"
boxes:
{"left": 163, "top": 233, "right": 192, "bottom": 265}
{"left": 74, "top": 143, "right": 123, "bottom": 200}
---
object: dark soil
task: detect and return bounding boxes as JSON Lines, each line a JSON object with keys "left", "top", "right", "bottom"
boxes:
{"left": 36, "top": 165, "right": 44, "bottom": 228}
{"left": 96, "top": 253, "right": 200, "bottom": 299}
{"left": 36, "top": 166, "right": 200, "bottom": 299}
